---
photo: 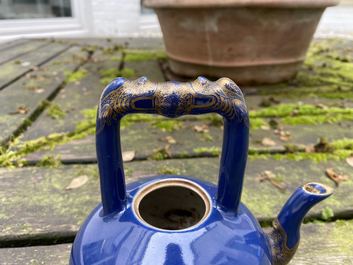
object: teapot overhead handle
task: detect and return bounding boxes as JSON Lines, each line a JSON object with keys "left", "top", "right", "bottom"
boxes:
{"left": 96, "top": 76, "right": 249, "bottom": 216}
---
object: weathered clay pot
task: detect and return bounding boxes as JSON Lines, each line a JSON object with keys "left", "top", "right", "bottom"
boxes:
{"left": 144, "top": 0, "right": 339, "bottom": 84}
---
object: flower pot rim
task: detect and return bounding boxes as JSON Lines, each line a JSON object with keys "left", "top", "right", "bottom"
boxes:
{"left": 143, "top": 0, "right": 339, "bottom": 8}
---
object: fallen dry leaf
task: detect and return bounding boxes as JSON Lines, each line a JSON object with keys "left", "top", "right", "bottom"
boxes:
{"left": 9, "top": 105, "right": 29, "bottom": 115}
{"left": 256, "top": 170, "right": 276, "bottom": 181}
{"left": 260, "top": 124, "right": 270, "bottom": 130}
{"left": 122, "top": 151, "right": 135, "bottom": 162}
{"left": 152, "top": 145, "right": 172, "bottom": 159}
{"left": 34, "top": 88, "right": 45, "bottom": 94}
{"left": 27, "top": 86, "right": 45, "bottom": 93}
{"left": 325, "top": 168, "right": 349, "bottom": 186}
{"left": 193, "top": 124, "right": 209, "bottom": 133}
{"left": 21, "top": 61, "right": 31, "bottom": 67}
{"left": 256, "top": 170, "right": 286, "bottom": 192}
{"left": 346, "top": 156, "right": 353, "bottom": 167}
{"left": 305, "top": 145, "right": 315, "bottom": 153}
{"left": 274, "top": 128, "right": 291, "bottom": 142}
{"left": 316, "top": 103, "right": 328, "bottom": 110}
{"left": 163, "top": 136, "right": 176, "bottom": 144}
{"left": 279, "top": 135, "right": 290, "bottom": 142}
{"left": 261, "top": 137, "right": 276, "bottom": 146}
{"left": 65, "top": 175, "right": 88, "bottom": 190}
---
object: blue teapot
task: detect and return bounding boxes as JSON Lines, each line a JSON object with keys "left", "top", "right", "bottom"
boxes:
{"left": 70, "top": 77, "right": 332, "bottom": 265}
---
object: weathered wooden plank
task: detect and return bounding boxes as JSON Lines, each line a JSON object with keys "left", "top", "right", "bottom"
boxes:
{"left": 0, "top": 39, "right": 28, "bottom": 52}
{"left": 0, "top": 244, "right": 71, "bottom": 265}
{"left": 23, "top": 119, "right": 353, "bottom": 164}
{"left": 11, "top": 41, "right": 350, "bottom": 163}
{"left": 1, "top": 221, "right": 352, "bottom": 264}
{"left": 291, "top": 222, "right": 353, "bottom": 265}
{"left": 125, "top": 60, "right": 165, "bottom": 82}
{"left": 0, "top": 40, "right": 49, "bottom": 65}
{"left": 0, "top": 46, "right": 88, "bottom": 145}
{"left": 244, "top": 94, "right": 353, "bottom": 111}
{"left": 0, "top": 157, "right": 351, "bottom": 242}
{"left": 0, "top": 42, "right": 70, "bottom": 90}
{"left": 18, "top": 52, "right": 120, "bottom": 141}
{"left": 19, "top": 49, "right": 165, "bottom": 143}
{"left": 250, "top": 121, "right": 353, "bottom": 148}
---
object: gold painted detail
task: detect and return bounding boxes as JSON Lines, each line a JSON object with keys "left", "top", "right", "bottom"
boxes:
{"left": 98, "top": 77, "right": 248, "bottom": 126}
{"left": 268, "top": 219, "right": 298, "bottom": 265}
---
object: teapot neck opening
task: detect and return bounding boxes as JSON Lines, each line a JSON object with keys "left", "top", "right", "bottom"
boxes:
{"left": 133, "top": 178, "right": 212, "bottom": 231}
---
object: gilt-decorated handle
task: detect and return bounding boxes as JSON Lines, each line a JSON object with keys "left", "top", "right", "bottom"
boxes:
{"left": 96, "top": 76, "right": 249, "bottom": 216}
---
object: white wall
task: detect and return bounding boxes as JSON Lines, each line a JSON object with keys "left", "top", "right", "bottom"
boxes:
{"left": 90, "top": 0, "right": 161, "bottom": 37}
{"left": 315, "top": 5, "right": 353, "bottom": 39}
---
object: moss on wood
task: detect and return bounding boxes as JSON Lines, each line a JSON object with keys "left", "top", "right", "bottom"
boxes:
{"left": 65, "top": 69, "right": 88, "bottom": 84}
{"left": 258, "top": 39, "right": 353, "bottom": 100}
{"left": 152, "top": 120, "right": 183, "bottom": 132}
{"left": 99, "top": 67, "right": 136, "bottom": 85}
{"left": 47, "top": 103, "right": 66, "bottom": 120}
{"left": 124, "top": 50, "right": 167, "bottom": 62}
{"left": 36, "top": 155, "right": 62, "bottom": 168}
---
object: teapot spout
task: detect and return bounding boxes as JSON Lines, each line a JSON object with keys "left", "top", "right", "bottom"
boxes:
{"left": 267, "top": 182, "right": 333, "bottom": 265}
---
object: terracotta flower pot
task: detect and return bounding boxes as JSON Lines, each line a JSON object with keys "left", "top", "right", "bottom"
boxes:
{"left": 144, "top": 0, "right": 339, "bottom": 84}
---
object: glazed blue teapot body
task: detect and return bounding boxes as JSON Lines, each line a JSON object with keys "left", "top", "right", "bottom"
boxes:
{"left": 70, "top": 77, "right": 332, "bottom": 265}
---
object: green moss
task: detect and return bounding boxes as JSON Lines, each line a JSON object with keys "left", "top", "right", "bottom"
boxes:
{"left": 250, "top": 103, "right": 353, "bottom": 119}
{"left": 249, "top": 102, "right": 353, "bottom": 126}
{"left": 47, "top": 103, "right": 66, "bottom": 120}
{"left": 150, "top": 148, "right": 171, "bottom": 161}
{"left": 76, "top": 108, "right": 164, "bottom": 131}
{"left": 124, "top": 50, "right": 167, "bottom": 62}
{"left": 247, "top": 144, "right": 352, "bottom": 162}
{"left": 75, "top": 108, "right": 97, "bottom": 132}
{"left": 201, "top": 132, "right": 213, "bottom": 142}
{"left": 36, "top": 155, "right": 62, "bottom": 168}
{"left": 158, "top": 165, "right": 182, "bottom": 175}
{"left": 270, "top": 150, "right": 352, "bottom": 162}
{"left": 99, "top": 67, "right": 136, "bottom": 85}
{"left": 283, "top": 113, "right": 353, "bottom": 126}
{"left": 206, "top": 115, "right": 223, "bottom": 127}
{"left": 152, "top": 120, "right": 183, "bottom": 132}
{"left": 250, "top": 118, "right": 267, "bottom": 129}
{"left": 0, "top": 109, "right": 99, "bottom": 167}
{"left": 330, "top": 220, "right": 353, "bottom": 254}
{"left": 283, "top": 144, "right": 303, "bottom": 153}
{"left": 73, "top": 101, "right": 353, "bottom": 140}
{"left": 122, "top": 114, "right": 158, "bottom": 124}
{"left": 256, "top": 39, "right": 353, "bottom": 100}
{"left": 103, "top": 44, "right": 123, "bottom": 55}
{"left": 331, "top": 138, "right": 353, "bottom": 150}
{"left": 316, "top": 90, "right": 353, "bottom": 100}
{"left": 81, "top": 45, "right": 99, "bottom": 54}
{"left": 193, "top": 147, "right": 221, "bottom": 156}
{"left": 65, "top": 69, "right": 88, "bottom": 83}
{"left": 197, "top": 114, "right": 265, "bottom": 129}
{"left": 0, "top": 165, "right": 103, "bottom": 235}
{"left": 321, "top": 207, "right": 334, "bottom": 221}
{"left": 99, "top": 67, "right": 120, "bottom": 78}
{"left": 241, "top": 189, "right": 278, "bottom": 222}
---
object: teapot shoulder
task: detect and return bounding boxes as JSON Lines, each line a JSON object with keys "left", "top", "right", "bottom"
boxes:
{"left": 71, "top": 176, "right": 272, "bottom": 265}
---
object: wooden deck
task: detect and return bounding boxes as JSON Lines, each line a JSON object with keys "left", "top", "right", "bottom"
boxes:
{"left": 0, "top": 38, "right": 352, "bottom": 264}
